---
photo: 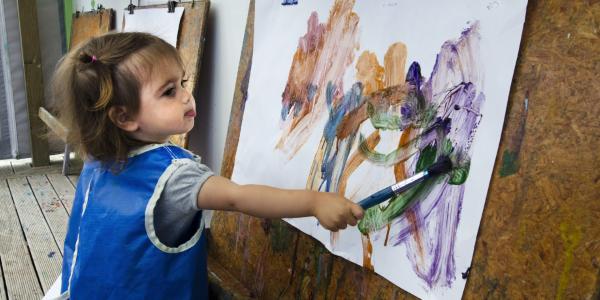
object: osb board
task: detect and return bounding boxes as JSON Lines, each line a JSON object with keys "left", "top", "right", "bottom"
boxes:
{"left": 132, "top": 2, "right": 210, "bottom": 148}
{"left": 70, "top": 9, "right": 115, "bottom": 49}
{"left": 211, "top": 0, "right": 600, "bottom": 299}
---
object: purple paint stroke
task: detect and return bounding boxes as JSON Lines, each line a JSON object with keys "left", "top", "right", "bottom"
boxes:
{"left": 379, "top": 22, "right": 484, "bottom": 288}
{"left": 390, "top": 83, "right": 483, "bottom": 288}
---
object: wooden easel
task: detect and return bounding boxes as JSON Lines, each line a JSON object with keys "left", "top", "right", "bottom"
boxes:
{"left": 209, "top": 1, "right": 600, "bottom": 298}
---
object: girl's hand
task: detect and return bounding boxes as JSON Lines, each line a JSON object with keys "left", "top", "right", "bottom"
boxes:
{"left": 312, "top": 193, "right": 364, "bottom": 232}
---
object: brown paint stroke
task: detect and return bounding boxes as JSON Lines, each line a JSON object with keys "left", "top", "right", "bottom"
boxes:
{"left": 277, "top": 0, "right": 360, "bottom": 157}
{"left": 336, "top": 103, "right": 368, "bottom": 140}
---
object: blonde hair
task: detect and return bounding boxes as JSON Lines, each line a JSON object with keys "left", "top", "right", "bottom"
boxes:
{"left": 52, "top": 32, "right": 184, "bottom": 163}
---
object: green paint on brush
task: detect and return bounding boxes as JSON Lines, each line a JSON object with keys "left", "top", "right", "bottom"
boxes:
{"left": 556, "top": 222, "right": 581, "bottom": 300}
{"left": 269, "top": 219, "right": 293, "bottom": 253}
{"left": 449, "top": 163, "right": 470, "bottom": 185}
{"left": 499, "top": 149, "right": 519, "bottom": 177}
{"left": 358, "top": 145, "right": 438, "bottom": 234}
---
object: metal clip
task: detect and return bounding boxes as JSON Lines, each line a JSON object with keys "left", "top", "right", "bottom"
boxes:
{"left": 167, "top": 0, "right": 177, "bottom": 13}
{"left": 127, "top": 0, "right": 136, "bottom": 14}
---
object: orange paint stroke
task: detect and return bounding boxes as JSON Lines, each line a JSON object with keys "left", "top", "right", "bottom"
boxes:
{"left": 362, "top": 233, "right": 374, "bottom": 270}
{"left": 384, "top": 223, "right": 391, "bottom": 246}
{"left": 393, "top": 126, "right": 413, "bottom": 181}
{"left": 384, "top": 42, "right": 408, "bottom": 88}
{"left": 356, "top": 51, "right": 384, "bottom": 95}
{"left": 338, "top": 130, "right": 380, "bottom": 195}
{"left": 406, "top": 209, "right": 425, "bottom": 266}
{"left": 306, "top": 138, "right": 327, "bottom": 190}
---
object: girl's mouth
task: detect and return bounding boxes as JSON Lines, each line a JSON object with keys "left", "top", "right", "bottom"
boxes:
{"left": 185, "top": 109, "right": 196, "bottom": 117}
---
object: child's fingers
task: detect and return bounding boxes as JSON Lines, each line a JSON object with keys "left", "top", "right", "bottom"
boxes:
{"left": 346, "top": 208, "right": 358, "bottom": 226}
{"left": 351, "top": 203, "right": 364, "bottom": 219}
{"left": 348, "top": 217, "right": 357, "bottom": 226}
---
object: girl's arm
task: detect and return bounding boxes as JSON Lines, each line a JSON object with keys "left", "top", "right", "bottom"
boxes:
{"left": 197, "top": 176, "right": 364, "bottom": 231}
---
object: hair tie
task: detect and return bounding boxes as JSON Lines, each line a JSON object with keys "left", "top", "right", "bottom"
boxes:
{"left": 91, "top": 55, "right": 97, "bottom": 63}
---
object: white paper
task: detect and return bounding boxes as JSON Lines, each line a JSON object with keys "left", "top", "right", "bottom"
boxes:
{"left": 122, "top": 7, "right": 184, "bottom": 47}
{"left": 231, "top": 1, "right": 527, "bottom": 299}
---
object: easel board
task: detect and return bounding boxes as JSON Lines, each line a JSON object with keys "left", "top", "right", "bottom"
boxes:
{"left": 210, "top": 0, "right": 600, "bottom": 299}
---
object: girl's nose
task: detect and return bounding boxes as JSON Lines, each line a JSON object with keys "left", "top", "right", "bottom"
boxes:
{"left": 182, "top": 89, "right": 191, "bottom": 103}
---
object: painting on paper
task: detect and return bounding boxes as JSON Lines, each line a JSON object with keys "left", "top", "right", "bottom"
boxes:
{"left": 231, "top": 0, "right": 528, "bottom": 298}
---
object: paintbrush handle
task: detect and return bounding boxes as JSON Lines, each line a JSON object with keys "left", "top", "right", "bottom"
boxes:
{"left": 357, "top": 171, "right": 429, "bottom": 210}
{"left": 358, "top": 186, "right": 395, "bottom": 209}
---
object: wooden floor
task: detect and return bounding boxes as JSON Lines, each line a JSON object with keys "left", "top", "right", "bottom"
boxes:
{"left": 0, "top": 155, "right": 79, "bottom": 300}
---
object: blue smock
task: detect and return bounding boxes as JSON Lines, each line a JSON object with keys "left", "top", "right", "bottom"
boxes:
{"left": 60, "top": 144, "right": 208, "bottom": 299}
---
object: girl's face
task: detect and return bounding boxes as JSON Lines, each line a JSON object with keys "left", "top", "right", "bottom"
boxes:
{"left": 129, "top": 62, "right": 196, "bottom": 143}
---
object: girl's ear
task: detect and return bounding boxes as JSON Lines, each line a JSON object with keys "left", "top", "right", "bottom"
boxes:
{"left": 108, "top": 106, "right": 139, "bottom": 132}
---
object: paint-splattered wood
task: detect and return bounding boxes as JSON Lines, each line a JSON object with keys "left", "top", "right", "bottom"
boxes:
{"left": 465, "top": 1, "right": 600, "bottom": 299}
{"left": 70, "top": 9, "right": 114, "bottom": 49}
{"left": 27, "top": 175, "right": 70, "bottom": 255}
{"left": 212, "top": 0, "right": 600, "bottom": 299}
{"left": 206, "top": 250, "right": 254, "bottom": 299}
{"left": 47, "top": 173, "right": 76, "bottom": 215}
{"left": 7, "top": 177, "right": 63, "bottom": 292}
{"left": 133, "top": 2, "right": 210, "bottom": 148}
{"left": 0, "top": 179, "right": 44, "bottom": 299}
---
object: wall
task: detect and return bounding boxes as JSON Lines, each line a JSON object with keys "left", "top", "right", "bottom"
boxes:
{"left": 71, "top": 0, "right": 249, "bottom": 172}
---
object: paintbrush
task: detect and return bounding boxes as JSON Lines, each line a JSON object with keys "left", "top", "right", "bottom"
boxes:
{"left": 357, "top": 156, "right": 453, "bottom": 210}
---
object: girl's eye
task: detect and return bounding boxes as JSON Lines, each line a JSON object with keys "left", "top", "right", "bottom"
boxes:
{"left": 163, "top": 87, "right": 176, "bottom": 97}
{"left": 181, "top": 78, "right": 189, "bottom": 87}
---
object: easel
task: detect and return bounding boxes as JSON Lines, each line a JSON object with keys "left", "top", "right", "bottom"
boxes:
{"left": 209, "top": 0, "right": 600, "bottom": 298}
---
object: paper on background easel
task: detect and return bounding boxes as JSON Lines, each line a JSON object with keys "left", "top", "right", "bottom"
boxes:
{"left": 122, "top": 7, "right": 184, "bottom": 47}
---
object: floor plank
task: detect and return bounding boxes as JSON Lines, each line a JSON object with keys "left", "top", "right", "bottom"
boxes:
{"left": 0, "top": 160, "right": 13, "bottom": 177}
{"left": 10, "top": 159, "right": 31, "bottom": 174}
{"left": 7, "top": 177, "right": 62, "bottom": 292}
{"left": 67, "top": 176, "right": 79, "bottom": 187}
{"left": 0, "top": 179, "right": 43, "bottom": 299}
{"left": 0, "top": 256, "right": 7, "bottom": 300}
{"left": 46, "top": 174, "right": 75, "bottom": 215}
{"left": 27, "top": 175, "right": 69, "bottom": 255}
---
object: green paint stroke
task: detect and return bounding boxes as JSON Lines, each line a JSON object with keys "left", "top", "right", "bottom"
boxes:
{"left": 499, "top": 149, "right": 519, "bottom": 177}
{"left": 269, "top": 219, "right": 293, "bottom": 253}
{"left": 556, "top": 222, "right": 581, "bottom": 300}
{"left": 367, "top": 106, "right": 402, "bottom": 130}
